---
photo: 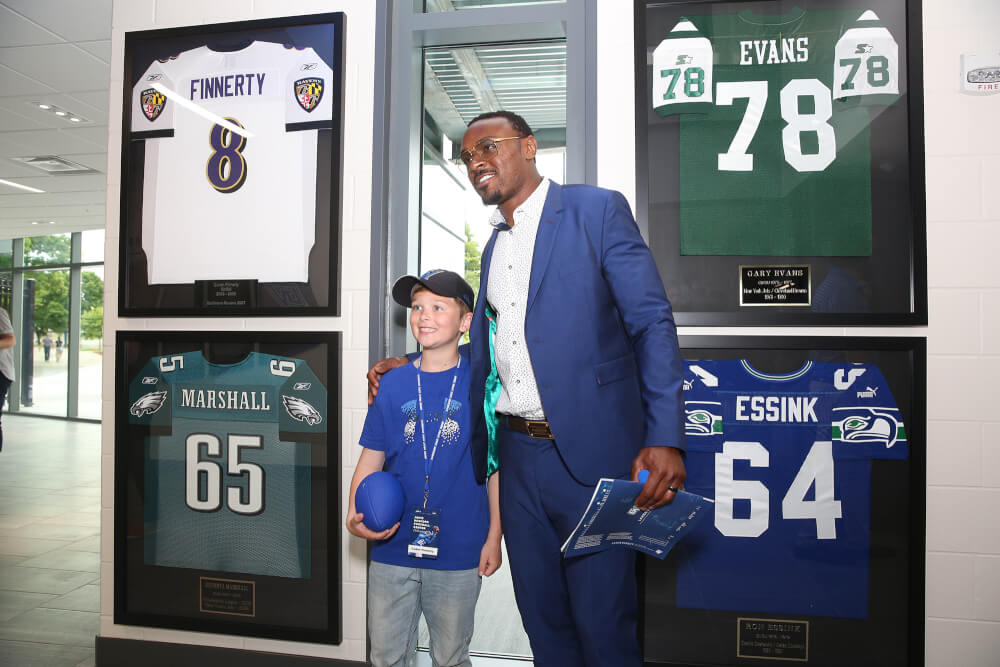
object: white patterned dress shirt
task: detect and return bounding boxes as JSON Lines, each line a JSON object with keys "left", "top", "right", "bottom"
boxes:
{"left": 486, "top": 178, "right": 550, "bottom": 420}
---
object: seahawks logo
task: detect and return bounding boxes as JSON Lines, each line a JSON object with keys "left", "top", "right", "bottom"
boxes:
{"left": 832, "top": 408, "right": 905, "bottom": 449}
{"left": 130, "top": 391, "right": 167, "bottom": 417}
{"left": 294, "top": 77, "right": 324, "bottom": 112}
{"left": 140, "top": 88, "right": 166, "bottom": 121}
{"left": 684, "top": 402, "right": 722, "bottom": 436}
{"left": 282, "top": 395, "right": 322, "bottom": 425}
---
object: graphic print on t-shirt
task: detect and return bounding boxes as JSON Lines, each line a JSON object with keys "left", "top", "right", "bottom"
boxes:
{"left": 131, "top": 41, "right": 334, "bottom": 284}
{"left": 128, "top": 351, "right": 327, "bottom": 578}
{"left": 676, "top": 358, "right": 907, "bottom": 618}
{"left": 401, "top": 398, "right": 463, "bottom": 447}
{"left": 651, "top": 10, "right": 899, "bottom": 256}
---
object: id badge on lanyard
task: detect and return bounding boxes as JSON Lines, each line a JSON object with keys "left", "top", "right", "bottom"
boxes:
{"left": 407, "top": 357, "right": 460, "bottom": 560}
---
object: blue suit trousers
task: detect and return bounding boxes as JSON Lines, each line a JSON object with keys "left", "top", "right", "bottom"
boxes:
{"left": 498, "top": 424, "right": 641, "bottom": 667}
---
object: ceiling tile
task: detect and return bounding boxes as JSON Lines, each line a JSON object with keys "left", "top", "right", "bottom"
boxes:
{"left": 0, "top": 44, "right": 109, "bottom": 93}
{"left": 0, "top": 5, "right": 60, "bottom": 47}
{"left": 0, "top": 107, "right": 47, "bottom": 132}
{"left": 0, "top": 63, "right": 56, "bottom": 97}
{"left": 77, "top": 40, "right": 111, "bottom": 64}
{"left": 0, "top": 189, "right": 106, "bottom": 208}
{"left": 2, "top": 126, "right": 108, "bottom": 155}
{"left": 1, "top": 0, "right": 112, "bottom": 43}
{"left": 63, "top": 90, "right": 109, "bottom": 114}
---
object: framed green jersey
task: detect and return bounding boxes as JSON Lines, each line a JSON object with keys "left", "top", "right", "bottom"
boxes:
{"left": 636, "top": 0, "right": 926, "bottom": 325}
{"left": 114, "top": 331, "right": 341, "bottom": 644}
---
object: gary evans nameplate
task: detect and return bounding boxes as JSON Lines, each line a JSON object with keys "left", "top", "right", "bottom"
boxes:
{"left": 200, "top": 577, "right": 255, "bottom": 617}
{"left": 196, "top": 280, "right": 257, "bottom": 308}
{"left": 740, "top": 265, "right": 811, "bottom": 307}
{"left": 737, "top": 617, "right": 808, "bottom": 662}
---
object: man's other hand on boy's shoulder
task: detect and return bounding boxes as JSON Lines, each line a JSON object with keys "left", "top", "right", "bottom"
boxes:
{"left": 366, "top": 355, "right": 409, "bottom": 405}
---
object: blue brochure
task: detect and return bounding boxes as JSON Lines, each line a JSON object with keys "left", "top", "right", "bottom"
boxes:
{"left": 561, "top": 479, "right": 712, "bottom": 560}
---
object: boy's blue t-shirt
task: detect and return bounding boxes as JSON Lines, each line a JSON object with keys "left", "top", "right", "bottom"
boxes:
{"left": 360, "top": 360, "right": 488, "bottom": 570}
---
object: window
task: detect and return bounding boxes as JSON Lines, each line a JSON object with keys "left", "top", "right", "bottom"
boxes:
{"left": 2, "top": 232, "right": 103, "bottom": 420}
{"left": 378, "top": 2, "right": 593, "bottom": 661}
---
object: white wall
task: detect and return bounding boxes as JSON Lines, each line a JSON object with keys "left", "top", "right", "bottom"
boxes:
{"left": 598, "top": 1, "right": 1000, "bottom": 665}
{"left": 921, "top": 1, "right": 1000, "bottom": 664}
{"left": 101, "top": 1, "right": 375, "bottom": 661}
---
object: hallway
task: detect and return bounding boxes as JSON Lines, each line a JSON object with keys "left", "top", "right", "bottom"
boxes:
{"left": 0, "top": 415, "right": 100, "bottom": 667}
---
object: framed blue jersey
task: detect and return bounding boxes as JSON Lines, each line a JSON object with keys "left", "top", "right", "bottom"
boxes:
{"left": 114, "top": 331, "right": 342, "bottom": 645}
{"left": 640, "top": 336, "right": 924, "bottom": 667}
{"left": 677, "top": 358, "right": 906, "bottom": 618}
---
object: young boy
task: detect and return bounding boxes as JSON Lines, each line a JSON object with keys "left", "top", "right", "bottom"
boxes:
{"left": 347, "top": 269, "right": 501, "bottom": 667}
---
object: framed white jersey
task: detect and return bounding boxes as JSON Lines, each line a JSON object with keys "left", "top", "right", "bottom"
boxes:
{"left": 119, "top": 13, "right": 344, "bottom": 317}
{"left": 131, "top": 40, "right": 332, "bottom": 285}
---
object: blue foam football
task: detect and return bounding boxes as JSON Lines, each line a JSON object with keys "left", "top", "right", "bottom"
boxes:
{"left": 356, "top": 471, "right": 404, "bottom": 532}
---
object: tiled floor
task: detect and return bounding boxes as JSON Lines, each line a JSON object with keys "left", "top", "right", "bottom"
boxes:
{"left": 0, "top": 415, "right": 100, "bottom": 667}
{"left": 0, "top": 415, "right": 530, "bottom": 667}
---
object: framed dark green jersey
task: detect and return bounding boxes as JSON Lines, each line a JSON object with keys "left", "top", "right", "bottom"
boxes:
{"left": 114, "top": 331, "right": 341, "bottom": 644}
{"left": 635, "top": 0, "right": 926, "bottom": 325}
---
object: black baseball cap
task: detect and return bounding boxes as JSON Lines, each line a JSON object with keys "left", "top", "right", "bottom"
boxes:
{"left": 392, "top": 269, "right": 475, "bottom": 311}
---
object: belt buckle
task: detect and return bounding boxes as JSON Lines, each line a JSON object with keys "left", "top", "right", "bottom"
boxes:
{"left": 525, "top": 420, "right": 551, "bottom": 439}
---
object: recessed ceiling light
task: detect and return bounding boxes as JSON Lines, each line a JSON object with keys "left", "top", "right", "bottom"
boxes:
{"left": 10, "top": 156, "right": 97, "bottom": 175}
{"left": 27, "top": 102, "right": 90, "bottom": 124}
{"left": 31, "top": 221, "right": 39, "bottom": 225}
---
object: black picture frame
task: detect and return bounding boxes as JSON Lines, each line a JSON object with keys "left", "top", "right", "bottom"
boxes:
{"left": 635, "top": 0, "right": 926, "bottom": 325}
{"left": 640, "top": 335, "right": 925, "bottom": 666}
{"left": 113, "top": 331, "right": 342, "bottom": 644}
{"left": 118, "top": 13, "right": 344, "bottom": 316}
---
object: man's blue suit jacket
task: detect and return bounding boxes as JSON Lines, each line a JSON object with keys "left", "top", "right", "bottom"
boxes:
{"left": 468, "top": 182, "right": 685, "bottom": 486}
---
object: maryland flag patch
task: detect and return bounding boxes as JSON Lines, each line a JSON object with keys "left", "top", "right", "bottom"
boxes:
{"left": 295, "top": 77, "right": 324, "bottom": 112}
{"left": 140, "top": 88, "right": 166, "bottom": 121}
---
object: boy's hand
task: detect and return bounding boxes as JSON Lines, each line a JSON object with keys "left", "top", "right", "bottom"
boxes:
{"left": 478, "top": 537, "right": 502, "bottom": 577}
{"left": 367, "top": 356, "right": 409, "bottom": 405}
{"left": 347, "top": 511, "right": 399, "bottom": 541}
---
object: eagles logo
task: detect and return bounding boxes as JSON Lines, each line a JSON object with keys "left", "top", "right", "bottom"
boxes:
{"left": 294, "top": 78, "right": 324, "bottom": 112}
{"left": 140, "top": 88, "right": 166, "bottom": 121}
{"left": 282, "top": 395, "right": 322, "bottom": 425}
{"left": 130, "top": 391, "right": 167, "bottom": 417}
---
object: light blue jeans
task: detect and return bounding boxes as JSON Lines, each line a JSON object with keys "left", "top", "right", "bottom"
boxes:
{"left": 368, "top": 561, "right": 482, "bottom": 667}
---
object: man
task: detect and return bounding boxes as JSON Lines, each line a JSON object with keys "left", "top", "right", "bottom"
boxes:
{"left": 370, "top": 111, "right": 685, "bottom": 665}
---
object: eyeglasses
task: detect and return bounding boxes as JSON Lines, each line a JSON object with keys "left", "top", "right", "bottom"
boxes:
{"left": 455, "top": 136, "right": 524, "bottom": 167}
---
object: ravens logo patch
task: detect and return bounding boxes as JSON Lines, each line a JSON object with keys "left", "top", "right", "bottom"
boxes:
{"left": 294, "top": 77, "right": 324, "bottom": 112}
{"left": 140, "top": 88, "right": 166, "bottom": 121}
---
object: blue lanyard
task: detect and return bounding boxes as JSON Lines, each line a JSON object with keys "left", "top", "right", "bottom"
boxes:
{"left": 415, "top": 356, "right": 461, "bottom": 509}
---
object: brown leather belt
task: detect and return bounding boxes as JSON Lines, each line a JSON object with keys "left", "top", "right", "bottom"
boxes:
{"left": 504, "top": 415, "right": 554, "bottom": 439}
